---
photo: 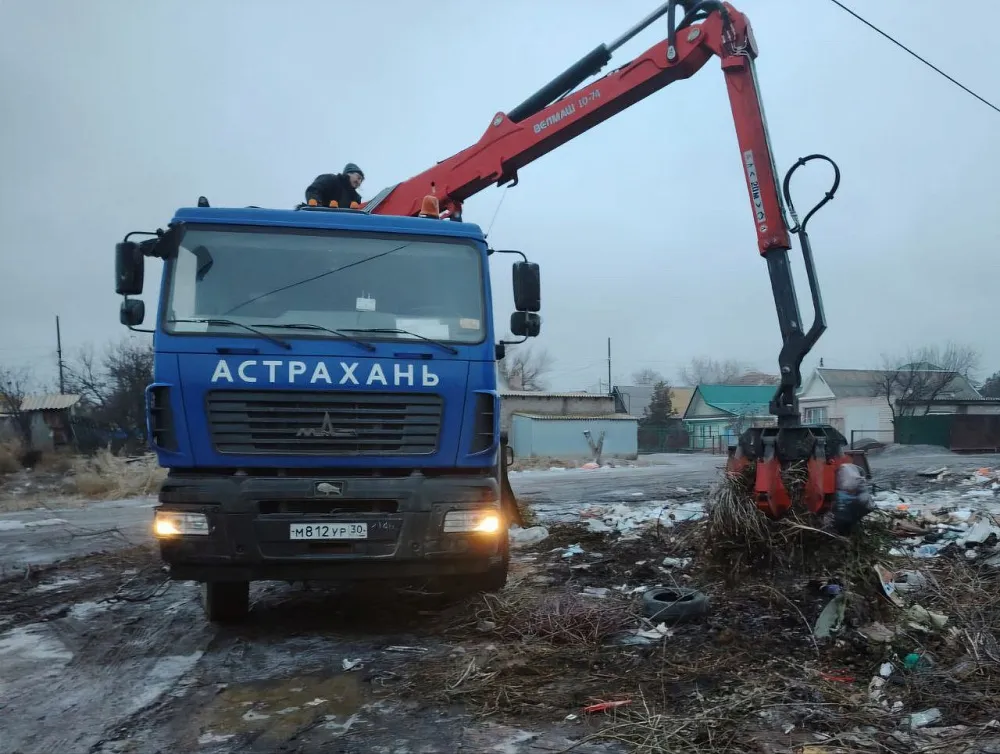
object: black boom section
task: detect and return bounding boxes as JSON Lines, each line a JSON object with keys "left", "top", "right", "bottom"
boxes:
{"left": 206, "top": 390, "right": 443, "bottom": 456}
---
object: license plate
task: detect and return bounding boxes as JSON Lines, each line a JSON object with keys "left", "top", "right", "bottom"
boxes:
{"left": 289, "top": 522, "right": 368, "bottom": 540}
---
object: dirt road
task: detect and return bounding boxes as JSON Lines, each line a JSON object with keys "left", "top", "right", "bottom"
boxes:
{"left": 1, "top": 447, "right": 996, "bottom": 754}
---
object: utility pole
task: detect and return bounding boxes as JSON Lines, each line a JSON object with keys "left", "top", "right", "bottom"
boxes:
{"left": 607, "top": 337, "right": 612, "bottom": 397}
{"left": 55, "top": 315, "right": 65, "bottom": 394}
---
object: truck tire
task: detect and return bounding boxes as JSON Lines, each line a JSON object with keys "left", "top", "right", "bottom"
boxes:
{"left": 202, "top": 581, "right": 250, "bottom": 624}
{"left": 444, "top": 530, "right": 510, "bottom": 597}
{"left": 641, "top": 587, "right": 709, "bottom": 623}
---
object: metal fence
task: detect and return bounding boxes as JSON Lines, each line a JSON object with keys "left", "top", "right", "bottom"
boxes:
{"left": 637, "top": 423, "right": 689, "bottom": 453}
{"left": 894, "top": 414, "right": 1000, "bottom": 453}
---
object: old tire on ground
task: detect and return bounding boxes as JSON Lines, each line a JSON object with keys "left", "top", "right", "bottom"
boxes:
{"left": 202, "top": 581, "right": 250, "bottom": 624}
{"left": 641, "top": 587, "right": 709, "bottom": 623}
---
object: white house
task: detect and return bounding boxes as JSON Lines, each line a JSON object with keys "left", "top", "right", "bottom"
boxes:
{"left": 797, "top": 367, "right": 982, "bottom": 444}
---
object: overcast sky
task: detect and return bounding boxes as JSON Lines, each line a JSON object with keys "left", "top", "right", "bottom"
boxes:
{"left": 1, "top": 0, "right": 996, "bottom": 392}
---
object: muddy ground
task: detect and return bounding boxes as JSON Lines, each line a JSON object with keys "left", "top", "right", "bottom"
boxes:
{"left": 1, "top": 447, "right": 999, "bottom": 754}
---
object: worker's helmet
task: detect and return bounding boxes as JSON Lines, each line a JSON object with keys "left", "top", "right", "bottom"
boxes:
{"left": 343, "top": 163, "right": 364, "bottom": 180}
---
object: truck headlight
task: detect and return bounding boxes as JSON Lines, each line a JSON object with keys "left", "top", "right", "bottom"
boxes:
{"left": 154, "top": 511, "right": 210, "bottom": 537}
{"left": 443, "top": 510, "right": 502, "bottom": 534}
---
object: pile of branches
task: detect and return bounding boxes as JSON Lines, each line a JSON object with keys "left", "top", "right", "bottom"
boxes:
{"left": 477, "top": 588, "right": 637, "bottom": 647}
{"left": 698, "top": 462, "right": 894, "bottom": 585}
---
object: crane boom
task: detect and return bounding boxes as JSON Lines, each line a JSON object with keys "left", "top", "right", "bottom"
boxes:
{"left": 362, "top": 1, "right": 860, "bottom": 522}
{"left": 364, "top": 2, "right": 790, "bottom": 254}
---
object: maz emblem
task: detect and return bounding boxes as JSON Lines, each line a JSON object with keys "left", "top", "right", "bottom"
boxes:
{"left": 296, "top": 412, "right": 358, "bottom": 439}
{"left": 314, "top": 481, "right": 345, "bottom": 497}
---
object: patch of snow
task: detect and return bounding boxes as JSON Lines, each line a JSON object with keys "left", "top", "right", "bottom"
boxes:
{"left": 322, "top": 712, "right": 362, "bottom": 736}
{"left": 68, "top": 600, "right": 111, "bottom": 620}
{"left": 35, "top": 576, "right": 84, "bottom": 592}
{"left": 0, "top": 520, "right": 26, "bottom": 531}
{"left": 124, "top": 651, "right": 204, "bottom": 715}
{"left": 197, "top": 732, "right": 235, "bottom": 745}
{"left": 490, "top": 729, "right": 537, "bottom": 753}
{"left": 0, "top": 624, "right": 74, "bottom": 665}
{"left": 25, "top": 518, "right": 69, "bottom": 528}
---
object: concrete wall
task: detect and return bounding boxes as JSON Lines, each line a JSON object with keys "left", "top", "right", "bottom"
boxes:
{"left": 510, "top": 414, "right": 638, "bottom": 460}
{"left": 500, "top": 392, "right": 615, "bottom": 432}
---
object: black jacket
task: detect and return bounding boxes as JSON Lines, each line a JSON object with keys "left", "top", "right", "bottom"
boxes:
{"left": 304, "top": 173, "right": 362, "bottom": 208}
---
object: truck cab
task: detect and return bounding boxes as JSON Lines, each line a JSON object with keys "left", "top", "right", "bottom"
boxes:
{"left": 114, "top": 203, "right": 541, "bottom": 622}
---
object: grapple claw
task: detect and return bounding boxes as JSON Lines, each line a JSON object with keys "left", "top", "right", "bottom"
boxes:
{"left": 725, "top": 424, "right": 865, "bottom": 519}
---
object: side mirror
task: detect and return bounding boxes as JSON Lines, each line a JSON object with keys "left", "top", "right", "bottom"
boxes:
{"left": 120, "top": 298, "right": 146, "bottom": 327}
{"left": 512, "top": 261, "right": 540, "bottom": 312}
{"left": 510, "top": 311, "right": 541, "bottom": 338}
{"left": 115, "top": 241, "right": 144, "bottom": 295}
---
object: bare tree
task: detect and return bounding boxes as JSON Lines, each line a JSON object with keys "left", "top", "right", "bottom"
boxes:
{"left": 66, "top": 336, "right": 153, "bottom": 442}
{"left": 498, "top": 337, "right": 553, "bottom": 391}
{"left": 871, "top": 343, "right": 980, "bottom": 421}
{"left": 733, "top": 370, "right": 780, "bottom": 386}
{"left": 726, "top": 402, "right": 763, "bottom": 438}
{"left": 678, "top": 357, "right": 750, "bottom": 386}
{"left": 631, "top": 368, "right": 665, "bottom": 386}
{"left": 0, "top": 365, "right": 36, "bottom": 452}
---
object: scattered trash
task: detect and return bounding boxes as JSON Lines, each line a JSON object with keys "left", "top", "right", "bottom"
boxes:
{"left": 632, "top": 623, "right": 672, "bottom": 641}
{"left": 341, "top": 658, "right": 363, "bottom": 671}
{"left": 903, "top": 652, "right": 934, "bottom": 672}
{"left": 858, "top": 622, "right": 896, "bottom": 643}
{"left": 906, "top": 604, "right": 949, "bottom": 631}
{"left": 583, "top": 700, "right": 631, "bottom": 714}
{"left": 509, "top": 525, "right": 550, "bottom": 548}
{"left": 874, "top": 564, "right": 905, "bottom": 607}
{"left": 561, "top": 544, "right": 585, "bottom": 558}
{"left": 661, "top": 557, "right": 691, "bottom": 568}
{"left": 908, "top": 708, "right": 943, "bottom": 729}
{"left": 895, "top": 570, "right": 928, "bottom": 593}
{"left": 814, "top": 592, "right": 847, "bottom": 638}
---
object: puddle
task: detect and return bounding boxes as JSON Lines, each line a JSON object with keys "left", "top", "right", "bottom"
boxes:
{"left": 198, "top": 672, "right": 366, "bottom": 743}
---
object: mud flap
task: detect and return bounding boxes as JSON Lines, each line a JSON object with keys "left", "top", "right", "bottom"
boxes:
{"left": 499, "top": 432, "right": 524, "bottom": 528}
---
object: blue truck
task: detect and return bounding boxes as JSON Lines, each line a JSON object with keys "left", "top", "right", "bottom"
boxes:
{"left": 115, "top": 0, "right": 863, "bottom": 621}
{"left": 114, "top": 197, "right": 541, "bottom": 622}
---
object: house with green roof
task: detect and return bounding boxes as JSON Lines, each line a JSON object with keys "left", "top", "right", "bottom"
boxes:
{"left": 682, "top": 384, "right": 777, "bottom": 450}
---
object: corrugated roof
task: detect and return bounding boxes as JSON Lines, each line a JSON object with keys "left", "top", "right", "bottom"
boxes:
{"left": 501, "top": 391, "right": 611, "bottom": 399}
{"left": 8, "top": 394, "right": 81, "bottom": 412}
{"left": 816, "top": 368, "right": 981, "bottom": 400}
{"left": 670, "top": 387, "right": 695, "bottom": 415}
{"left": 695, "top": 384, "right": 775, "bottom": 416}
{"left": 613, "top": 385, "right": 694, "bottom": 417}
{"left": 512, "top": 412, "right": 639, "bottom": 421}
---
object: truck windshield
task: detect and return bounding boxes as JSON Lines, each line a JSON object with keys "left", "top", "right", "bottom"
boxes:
{"left": 163, "top": 226, "right": 486, "bottom": 344}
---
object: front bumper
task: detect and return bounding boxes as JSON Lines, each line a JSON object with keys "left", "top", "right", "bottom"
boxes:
{"left": 155, "top": 472, "right": 505, "bottom": 582}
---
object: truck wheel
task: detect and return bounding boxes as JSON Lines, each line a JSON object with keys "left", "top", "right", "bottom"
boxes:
{"left": 445, "top": 531, "right": 510, "bottom": 597}
{"left": 202, "top": 581, "right": 250, "bottom": 624}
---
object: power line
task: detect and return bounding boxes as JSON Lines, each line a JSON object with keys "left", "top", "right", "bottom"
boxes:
{"left": 827, "top": 0, "right": 1000, "bottom": 115}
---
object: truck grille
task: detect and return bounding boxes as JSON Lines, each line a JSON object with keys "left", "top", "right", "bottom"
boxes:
{"left": 206, "top": 390, "right": 443, "bottom": 456}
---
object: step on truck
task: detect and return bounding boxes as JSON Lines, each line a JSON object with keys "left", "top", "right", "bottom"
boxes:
{"left": 115, "top": 199, "right": 539, "bottom": 622}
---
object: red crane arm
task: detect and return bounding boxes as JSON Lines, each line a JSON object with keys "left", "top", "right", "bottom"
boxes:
{"left": 365, "top": 2, "right": 791, "bottom": 254}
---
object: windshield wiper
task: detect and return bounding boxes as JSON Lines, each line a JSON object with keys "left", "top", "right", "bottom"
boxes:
{"left": 167, "top": 318, "right": 292, "bottom": 350}
{"left": 251, "top": 323, "right": 376, "bottom": 352}
{"left": 341, "top": 328, "right": 459, "bottom": 354}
